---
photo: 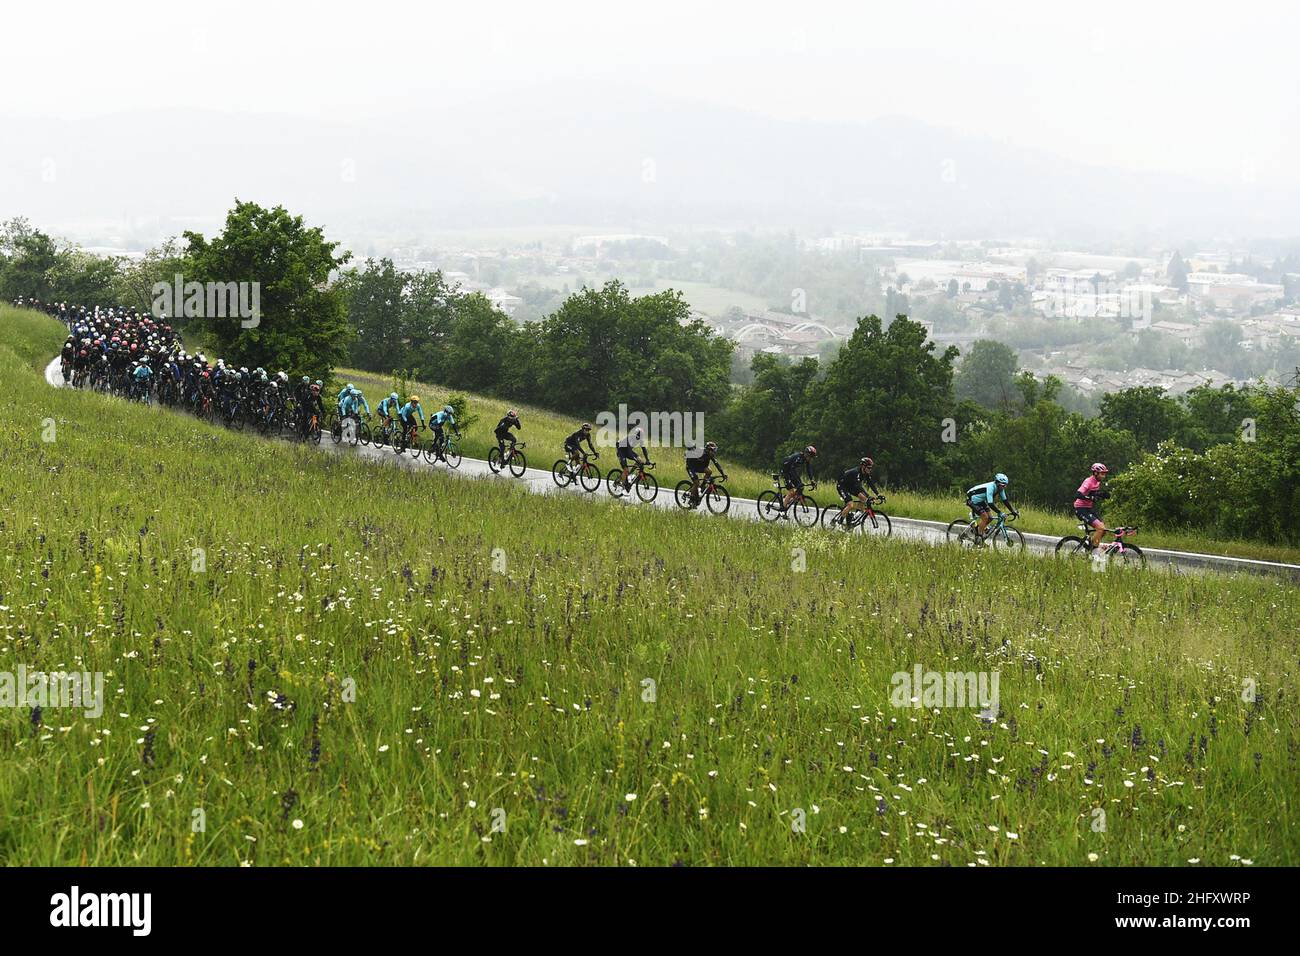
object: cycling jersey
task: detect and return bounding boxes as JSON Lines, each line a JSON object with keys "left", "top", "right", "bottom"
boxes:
{"left": 495, "top": 416, "right": 520, "bottom": 437}
{"left": 686, "top": 449, "right": 720, "bottom": 475}
{"left": 565, "top": 429, "right": 595, "bottom": 453}
{"left": 1074, "top": 475, "right": 1103, "bottom": 510}
{"left": 377, "top": 397, "right": 400, "bottom": 419}
{"left": 966, "top": 481, "right": 1010, "bottom": 508}
{"left": 837, "top": 467, "right": 880, "bottom": 498}
{"left": 782, "top": 451, "right": 814, "bottom": 479}
{"left": 432, "top": 409, "right": 456, "bottom": 429}
{"left": 341, "top": 392, "right": 370, "bottom": 417}
{"left": 399, "top": 401, "right": 424, "bottom": 425}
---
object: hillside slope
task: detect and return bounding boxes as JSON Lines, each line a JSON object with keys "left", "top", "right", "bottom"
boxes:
{"left": 2, "top": 307, "right": 1298, "bottom": 865}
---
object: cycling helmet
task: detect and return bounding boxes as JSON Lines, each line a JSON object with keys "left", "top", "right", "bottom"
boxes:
{"left": 805, "top": 445, "right": 818, "bottom": 457}
{"left": 581, "top": 422, "right": 592, "bottom": 432}
{"left": 410, "top": 395, "right": 420, "bottom": 403}
{"left": 507, "top": 409, "right": 518, "bottom": 419}
{"left": 995, "top": 472, "right": 1009, "bottom": 485}
{"left": 302, "top": 376, "right": 310, "bottom": 384}
{"left": 277, "top": 372, "right": 288, "bottom": 384}
{"left": 314, "top": 380, "right": 323, "bottom": 387}
{"left": 349, "top": 387, "right": 359, "bottom": 396}
{"left": 1091, "top": 462, "right": 1109, "bottom": 475}
{"left": 443, "top": 404, "right": 454, "bottom": 415}
{"left": 861, "top": 456, "right": 874, "bottom": 469}
{"left": 705, "top": 440, "right": 718, "bottom": 452}
{"left": 389, "top": 392, "right": 399, "bottom": 401}
{"left": 346, "top": 382, "right": 354, "bottom": 391}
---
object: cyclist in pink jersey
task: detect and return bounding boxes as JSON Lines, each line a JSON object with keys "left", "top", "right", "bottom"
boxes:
{"left": 1074, "top": 463, "right": 1110, "bottom": 548}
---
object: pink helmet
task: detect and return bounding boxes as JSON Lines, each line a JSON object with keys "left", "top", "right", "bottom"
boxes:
{"left": 1091, "top": 462, "right": 1109, "bottom": 475}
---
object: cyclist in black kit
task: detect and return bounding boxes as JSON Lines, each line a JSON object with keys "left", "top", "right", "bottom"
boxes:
{"left": 564, "top": 422, "right": 597, "bottom": 465}
{"left": 831, "top": 456, "right": 884, "bottom": 526}
{"left": 781, "top": 445, "right": 818, "bottom": 509}
{"left": 495, "top": 409, "right": 522, "bottom": 462}
{"left": 685, "top": 441, "right": 728, "bottom": 504}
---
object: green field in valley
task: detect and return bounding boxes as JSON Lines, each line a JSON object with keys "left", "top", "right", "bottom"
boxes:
{"left": 2, "top": 306, "right": 1297, "bottom": 866}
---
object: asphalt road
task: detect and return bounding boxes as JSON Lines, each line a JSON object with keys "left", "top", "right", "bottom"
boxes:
{"left": 46, "top": 356, "right": 1300, "bottom": 581}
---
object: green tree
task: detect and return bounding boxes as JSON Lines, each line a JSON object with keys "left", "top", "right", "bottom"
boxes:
{"left": 712, "top": 353, "right": 819, "bottom": 465}
{"left": 1099, "top": 386, "right": 1189, "bottom": 453}
{"left": 954, "top": 339, "right": 1020, "bottom": 410}
{"left": 183, "top": 200, "right": 352, "bottom": 380}
{"left": 530, "top": 280, "right": 732, "bottom": 418}
{"left": 795, "top": 315, "right": 958, "bottom": 485}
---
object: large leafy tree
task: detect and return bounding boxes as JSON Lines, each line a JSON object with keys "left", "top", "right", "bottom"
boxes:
{"left": 1099, "top": 386, "right": 1189, "bottom": 453}
{"left": 954, "top": 339, "right": 1020, "bottom": 410}
{"left": 183, "top": 200, "right": 351, "bottom": 380}
{"left": 530, "top": 280, "right": 732, "bottom": 417}
{"left": 795, "top": 315, "right": 958, "bottom": 485}
{"left": 712, "top": 352, "right": 819, "bottom": 465}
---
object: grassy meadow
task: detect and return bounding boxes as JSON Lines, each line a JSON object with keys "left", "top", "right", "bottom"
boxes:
{"left": 1, "top": 305, "right": 1297, "bottom": 866}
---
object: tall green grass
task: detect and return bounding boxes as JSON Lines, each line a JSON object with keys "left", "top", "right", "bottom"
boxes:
{"left": 2, "top": 306, "right": 1297, "bottom": 866}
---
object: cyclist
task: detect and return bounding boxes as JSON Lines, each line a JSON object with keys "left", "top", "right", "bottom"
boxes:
{"left": 430, "top": 403, "right": 460, "bottom": 461}
{"left": 565, "top": 422, "right": 597, "bottom": 466}
{"left": 832, "top": 456, "right": 884, "bottom": 526}
{"left": 965, "top": 473, "right": 1018, "bottom": 540}
{"left": 340, "top": 386, "right": 370, "bottom": 435}
{"left": 685, "top": 441, "right": 728, "bottom": 504}
{"left": 781, "top": 445, "right": 818, "bottom": 510}
{"left": 336, "top": 382, "right": 355, "bottom": 420}
{"left": 1074, "top": 462, "right": 1110, "bottom": 549}
{"left": 375, "top": 391, "right": 401, "bottom": 440}
{"left": 494, "top": 409, "right": 522, "bottom": 464}
{"left": 131, "top": 360, "right": 153, "bottom": 404}
{"left": 616, "top": 423, "right": 651, "bottom": 490}
{"left": 301, "top": 382, "right": 325, "bottom": 437}
{"left": 398, "top": 395, "right": 425, "bottom": 445}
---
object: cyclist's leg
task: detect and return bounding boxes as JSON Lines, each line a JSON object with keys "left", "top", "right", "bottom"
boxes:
{"left": 1090, "top": 516, "right": 1106, "bottom": 548}
{"left": 782, "top": 472, "right": 802, "bottom": 508}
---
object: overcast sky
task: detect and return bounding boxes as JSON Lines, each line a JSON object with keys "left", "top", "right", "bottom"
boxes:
{"left": 4, "top": 0, "right": 1297, "bottom": 189}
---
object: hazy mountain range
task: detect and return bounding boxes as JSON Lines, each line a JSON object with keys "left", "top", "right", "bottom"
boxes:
{"left": 2, "top": 84, "right": 1295, "bottom": 246}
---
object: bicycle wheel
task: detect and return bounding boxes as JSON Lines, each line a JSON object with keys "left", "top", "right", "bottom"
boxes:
{"left": 606, "top": 469, "right": 629, "bottom": 498}
{"left": 946, "top": 517, "right": 973, "bottom": 541}
{"left": 309, "top": 420, "right": 322, "bottom": 444}
{"left": 507, "top": 449, "right": 526, "bottom": 478}
{"left": 488, "top": 447, "right": 504, "bottom": 474}
{"left": 357, "top": 421, "right": 371, "bottom": 446}
{"left": 1054, "top": 536, "right": 1090, "bottom": 559}
{"left": 862, "top": 510, "right": 892, "bottom": 537}
{"left": 330, "top": 417, "right": 343, "bottom": 444}
{"left": 635, "top": 472, "right": 658, "bottom": 503}
{"left": 756, "top": 490, "right": 784, "bottom": 522}
{"left": 552, "top": 459, "right": 574, "bottom": 487}
{"left": 674, "top": 480, "right": 697, "bottom": 510}
{"left": 994, "top": 527, "right": 1025, "bottom": 550}
{"left": 820, "top": 504, "right": 845, "bottom": 530}
{"left": 1112, "top": 543, "right": 1146, "bottom": 569}
{"left": 444, "top": 439, "right": 462, "bottom": 469}
{"left": 705, "top": 484, "right": 730, "bottom": 515}
{"left": 578, "top": 462, "right": 602, "bottom": 493}
{"left": 791, "top": 495, "right": 819, "bottom": 527}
